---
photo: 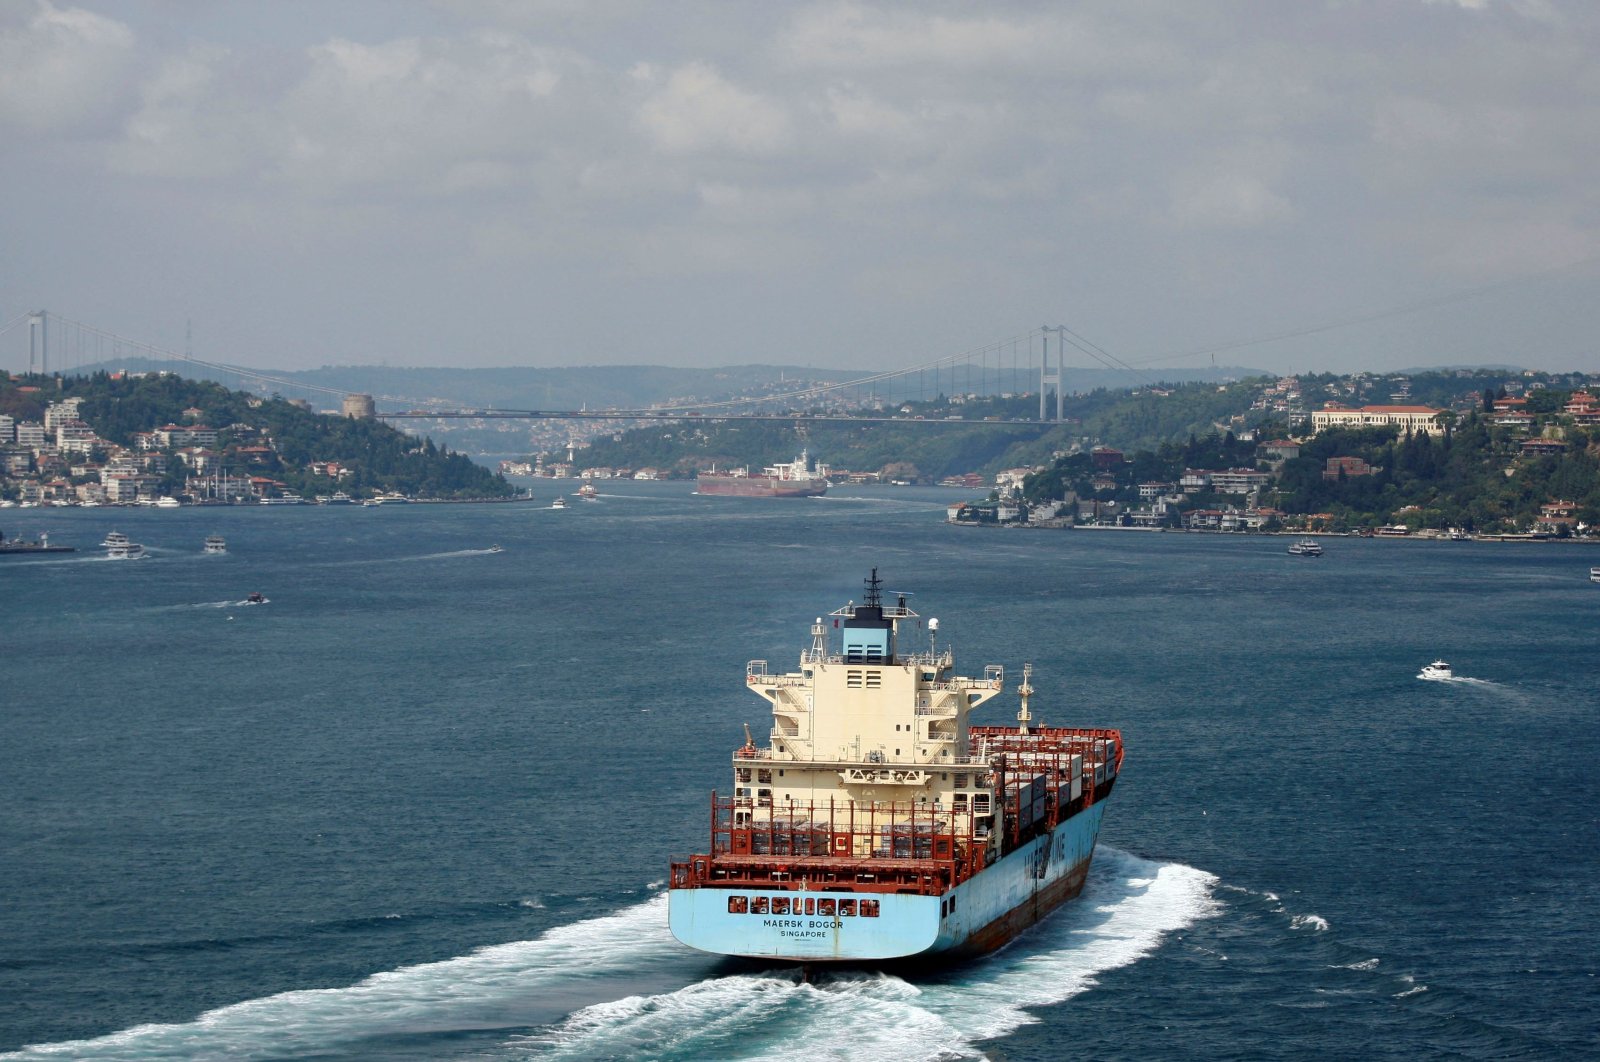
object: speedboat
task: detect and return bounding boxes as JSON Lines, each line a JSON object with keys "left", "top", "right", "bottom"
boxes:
{"left": 1287, "top": 538, "right": 1323, "bottom": 556}
{"left": 487, "top": 544, "right": 504, "bottom": 553}
{"left": 1418, "top": 660, "right": 1453, "bottom": 681}
{"left": 245, "top": 592, "right": 266, "bottom": 604}
{"left": 551, "top": 496, "right": 567, "bottom": 509}
{"left": 204, "top": 535, "right": 227, "bottom": 554}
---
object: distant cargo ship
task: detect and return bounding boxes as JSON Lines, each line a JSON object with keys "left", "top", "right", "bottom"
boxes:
{"left": 695, "top": 450, "right": 829, "bottom": 497}
{"left": 0, "top": 530, "right": 74, "bottom": 555}
{"left": 668, "top": 570, "right": 1122, "bottom": 962}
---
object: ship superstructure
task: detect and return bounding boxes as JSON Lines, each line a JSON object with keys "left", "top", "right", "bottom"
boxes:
{"left": 668, "top": 571, "right": 1122, "bottom": 961}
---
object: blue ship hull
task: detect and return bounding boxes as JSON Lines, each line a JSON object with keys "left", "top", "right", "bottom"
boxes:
{"left": 668, "top": 802, "right": 1106, "bottom": 961}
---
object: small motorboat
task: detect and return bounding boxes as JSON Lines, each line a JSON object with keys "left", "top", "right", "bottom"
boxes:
{"left": 245, "top": 592, "right": 266, "bottom": 604}
{"left": 551, "top": 496, "right": 567, "bottom": 509}
{"left": 1418, "top": 660, "right": 1453, "bottom": 681}
{"left": 488, "top": 544, "right": 504, "bottom": 553}
{"left": 203, "top": 535, "right": 227, "bottom": 554}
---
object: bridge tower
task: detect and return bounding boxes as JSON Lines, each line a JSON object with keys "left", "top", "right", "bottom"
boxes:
{"left": 28, "top": 311, "right": 47, "bottom": 375}
{"left": 1039, "top": 325, "right": 1065, "bottom": 422}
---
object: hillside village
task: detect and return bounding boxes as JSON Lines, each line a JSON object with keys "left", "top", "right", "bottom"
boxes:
{"left": 0, "top": 372, "right": 510, "bottom": 505}
{"left": 951, "top": 373, "right": 1600, "bottom": 536}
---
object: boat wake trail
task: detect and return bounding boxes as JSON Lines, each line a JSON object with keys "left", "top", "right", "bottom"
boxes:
{"left": 1, "top": 898, "right": 686, "bottom": 1061}
{"left": 517, "top": 848, "right": 1216, "bottom": 1061}
{"left": 3, "top": 850, "right": 1214, "bottom": 1062}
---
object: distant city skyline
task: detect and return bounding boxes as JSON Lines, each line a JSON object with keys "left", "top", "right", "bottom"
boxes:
{"left": 4, "top": 1, "right": 1599, "bottom": 376}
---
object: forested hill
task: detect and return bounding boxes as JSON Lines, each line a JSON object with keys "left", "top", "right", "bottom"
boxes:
{"left": 3, "top": 371, "right": 511, "bottom": 499}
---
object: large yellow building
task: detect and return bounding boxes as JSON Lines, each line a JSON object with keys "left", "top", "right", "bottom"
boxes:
{"left": 1311, "top": 404, "right": 1446, "bottom": 436}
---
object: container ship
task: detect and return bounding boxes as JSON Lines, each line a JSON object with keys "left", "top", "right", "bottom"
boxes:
{"left": 668, "top": 571, "right": 1122, "bottom": 961}
{"left": 695, "top": 450, "right": 829, "bottom": 498}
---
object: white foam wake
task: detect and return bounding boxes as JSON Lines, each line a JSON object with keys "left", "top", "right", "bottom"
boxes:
{"left": 2, "top": 896, "right": 682, "bottom": 1061}
{"left": 518, "top": 848, "right": 1218, "bottom": 1061}
{"left": 7, "top": 850, "right": 1216, "bottom": 1062}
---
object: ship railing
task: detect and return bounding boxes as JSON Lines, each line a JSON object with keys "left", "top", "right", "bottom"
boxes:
{"left": 694, "top": 792, "right": 989, "bottom": 890}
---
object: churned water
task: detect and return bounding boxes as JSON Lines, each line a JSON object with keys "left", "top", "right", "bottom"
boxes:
{"left": 2, "top": 484, "right": 1596, "bottom": 1060}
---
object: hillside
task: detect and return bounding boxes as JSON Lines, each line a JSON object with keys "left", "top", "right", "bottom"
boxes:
{"left": 1, "top": 371, "right": 512, "bottom": 501}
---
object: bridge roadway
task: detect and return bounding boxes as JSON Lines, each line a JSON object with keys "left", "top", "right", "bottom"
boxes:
{"left": 377, "top": 410, "right": 1056, "bottom": 426}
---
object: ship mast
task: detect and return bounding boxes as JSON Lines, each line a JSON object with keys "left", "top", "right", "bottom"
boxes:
{"left": 1016, "top": 662, "right": 1034, "bottom": 735}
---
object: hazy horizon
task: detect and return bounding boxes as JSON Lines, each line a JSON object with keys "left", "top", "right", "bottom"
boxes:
{"left": 4, "top": 1, "right": 1598, "bottom": 376}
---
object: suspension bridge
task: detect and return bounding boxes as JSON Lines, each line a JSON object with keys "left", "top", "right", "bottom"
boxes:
{"left": 0, "top": 310, "right": 1166, "bottom": 426}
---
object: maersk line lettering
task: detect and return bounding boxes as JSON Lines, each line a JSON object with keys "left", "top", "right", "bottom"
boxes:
{"left": 762, "top": 917, "right": 843, "bottom": 931}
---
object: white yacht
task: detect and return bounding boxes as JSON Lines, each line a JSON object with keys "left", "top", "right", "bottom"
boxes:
{"left": 107, "top": 539, "right": 146, "bottom": 560}
{"left": 102, "top": 530, "right": 129, "bottom": 548}
{"left": 1590, "top": 567, "right": 1600, "bottom": 584}
{"left": 155, "top": 496, "right": 181, "bottom": 509}
{"left": 551, "top": 496, "right": 567, "bottom": 509}
{"left": 1418, "top": 660, "right": 1453, "bottom": 681}
{"left": 203, "top": 535, "right": 227, "bottom": 555}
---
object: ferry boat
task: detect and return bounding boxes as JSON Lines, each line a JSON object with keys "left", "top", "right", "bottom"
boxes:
{"left": 203, "top": 535, "right": 227, "bottom": 555}
{"left": 1286, "top": 538, "right": 1323, "bottom": 556}
{"left": 668, "top": 571, "right": 1122, "bottom": 962}
{"left": 695, "top": 450, "right": 829, "bottom": 498}
{"left": 1590, "top": 567, "right": 1600, "bottom": 584}
{"left": 326, "top": 492, "right": 355, "bottom": 505}
{"left": 102, "top": 531, "right": 129, "bottom": 548}
{"left": 107, "top": 539, "right": 146, "bottom": 560}
{"left": 1418, "top": 660, "right": 1453, "bottom": 681}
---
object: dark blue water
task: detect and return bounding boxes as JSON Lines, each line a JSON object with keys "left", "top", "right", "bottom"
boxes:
{"left": 2, "top": 487, "right": 1596, "bottom": 1060}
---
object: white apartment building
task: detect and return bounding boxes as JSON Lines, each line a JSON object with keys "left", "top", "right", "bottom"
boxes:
{"left": 1311, "top": 404, "right": 1446, "bottom": 437}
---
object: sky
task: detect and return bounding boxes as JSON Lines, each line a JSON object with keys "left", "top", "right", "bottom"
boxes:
{"left": 2, "top": 0, "right": 1599, "bottom": 376}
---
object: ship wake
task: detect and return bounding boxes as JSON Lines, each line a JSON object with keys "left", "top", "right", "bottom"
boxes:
{"left": 520, "top": 848, "right": 1216, "bottom": 1061}
{"left": 2, "top": 850, "right": 1214, "bottom": 1062}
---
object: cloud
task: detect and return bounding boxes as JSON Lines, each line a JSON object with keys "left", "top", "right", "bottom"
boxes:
{"left": 635, "top": 61, "right": 792, "bottom": 156}
{"left": 0, "top": 0, "right": 136, "bottom": 134}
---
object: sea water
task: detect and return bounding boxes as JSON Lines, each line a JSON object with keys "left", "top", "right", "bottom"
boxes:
{"left": 1, "top": 485, "right": 1595, "bottom": 1060}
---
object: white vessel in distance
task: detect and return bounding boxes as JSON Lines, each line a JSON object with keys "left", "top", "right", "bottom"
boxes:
{"left": 1419, "top": 660, "right": 1453, "bottom": 680}
{"left": 203, "top": 535, "right": 227, "bottom": 554}
{"left": 1287, "top": 538, "right": 1323, "bottom": 556}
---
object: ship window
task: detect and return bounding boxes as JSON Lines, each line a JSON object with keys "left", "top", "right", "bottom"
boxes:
{"left": 923, "top": 672, "right": 935, "bottom": 682}
{"left": 949, "top": 894, "right": 956, "bottom": 913}
{"left": 895, "top": 749, "right": 901, "bottom": 756}
{"left": 804, "top": 898, "right": 815, "bottom": 915}
{"left": 736, "top": 787, "right": 751, "bottom": 798}
{"left": 757, "top": 770, "right": 773, "bottom": 784}
{"left": 860, "top": 900, "right": 880, "bottom": 918}
{"left": 728, "top": 896, "right": 749, "bottom": 914}
{"left": 954, "top": 793, "right": 968, "bottom": 810}
{"left": 772, "top": 897, "right": 791, "bottom": 915}
{"left": 818, "top": 899, "right": 836, "bottom": 916}
{"left": 954, "top": 774, "right": 968, "bottom": 788}
{"left": 840, "top": 899, "right": 857, "bottom": 917}
{"left": 737, "top": 769, "right": 752, "bottom": 783}
{"left": 751, "top": 896, "right": 769, "bottom": 914}
{"left": 940, "top": 899, "right": 948, "bottom": 917}
{"left": 974, "top": 794, "right": 991, "bottom": 815}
